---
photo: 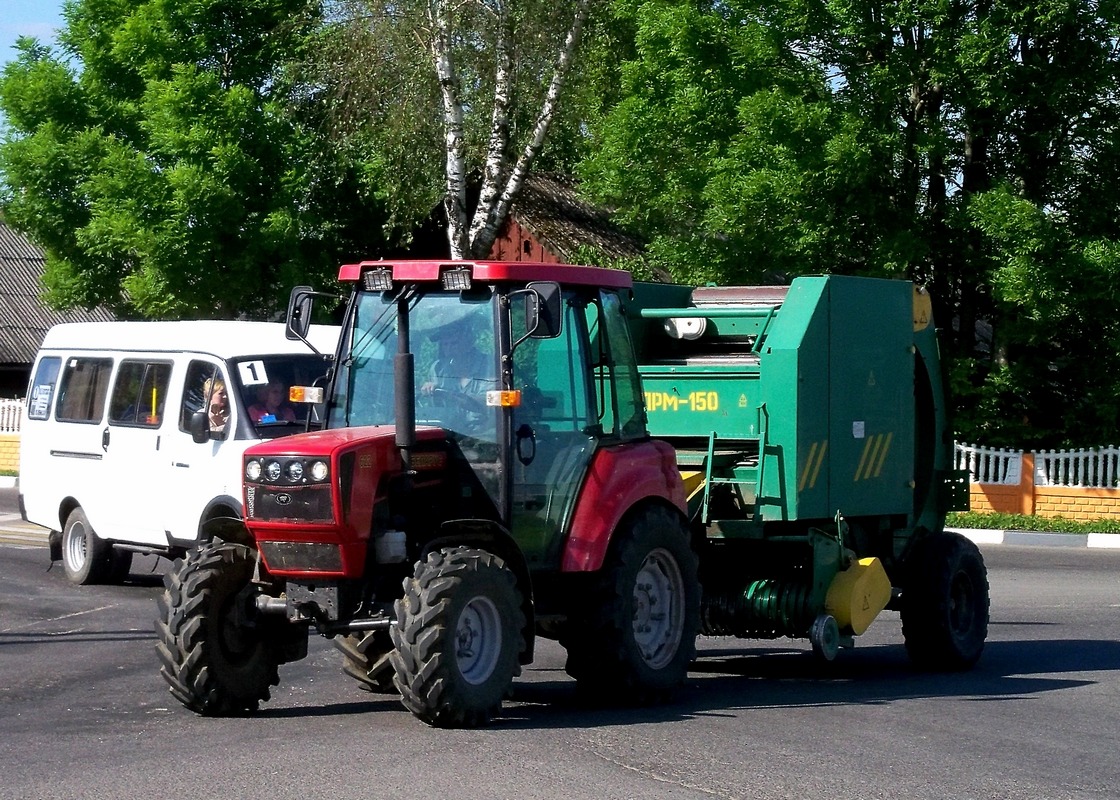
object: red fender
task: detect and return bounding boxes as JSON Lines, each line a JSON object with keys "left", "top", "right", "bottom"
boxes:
{"left": 561, "top": 439, "right": 686, "bottom": 572}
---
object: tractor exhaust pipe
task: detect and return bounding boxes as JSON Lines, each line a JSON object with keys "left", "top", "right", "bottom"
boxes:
{"left": 395, "top": 293, "right": 415, "bottom": 480}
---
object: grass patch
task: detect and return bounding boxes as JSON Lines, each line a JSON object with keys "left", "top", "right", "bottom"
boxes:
{"left": 0, "top": 470, "right": 16, "bottom": 478}
{"left": 947, "top": 511, "right": 1120, "bottom": 534}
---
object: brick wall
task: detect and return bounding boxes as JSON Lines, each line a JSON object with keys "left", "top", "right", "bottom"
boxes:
{"left": 968, "top": 452, "right": 1120, "bottom": 521}
{"left": 0, "top": 434, "right": 19, "bottom": 473}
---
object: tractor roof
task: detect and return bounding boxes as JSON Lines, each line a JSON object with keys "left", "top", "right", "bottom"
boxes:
{"left": 338, "top": 260, "right": 632, "bottom": 289}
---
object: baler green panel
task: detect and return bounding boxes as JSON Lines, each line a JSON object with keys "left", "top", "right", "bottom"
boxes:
{"left": 639, "top": 364, "right": 761, "bottom": 439}
{"left": 756, "top": 276, "right": 915, "bottom": 521}
{"left": 824, "top": 277, "right": 915, "bottom": 517}
{"left": 756, "top": 279, "right": 831, "bottom": 521}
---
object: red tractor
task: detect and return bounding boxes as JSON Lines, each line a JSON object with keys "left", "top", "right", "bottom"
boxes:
{"left": 156, "top": 260, "right": 701, "bottom": 727}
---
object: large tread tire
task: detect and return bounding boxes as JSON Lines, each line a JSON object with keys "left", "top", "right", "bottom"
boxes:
{"left": 562, "top": 505, "right": 700, "bottom": 702}
{"left": 337, "top": 630, "right": 397, "bottom": 694}
{"left": 155, "top": 541, "right": 302, "bottom": 715}
{"left": 901, "top": 530, "right": 990, "bottom": 670}
{"left": 60, "top": 507, "right": 112, "bottom": 585}
{"left": 390, "top": 547, "right": 525, "bottom": 728}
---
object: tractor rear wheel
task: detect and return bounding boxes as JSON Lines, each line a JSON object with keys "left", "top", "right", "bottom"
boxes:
{"left": 156, "top": 541, "right": 303, "bottom": 715}
{"left": 390, "top": 547, "right": 524, "bottom": 727}
{"left": 337, "top": 630, "right": 397, "bottom": 693}
{"left": 901, "top": 531, "right": 990, "bottom": 670}
{"left": 563, "top": 505, "right": 700, "bottom": 701}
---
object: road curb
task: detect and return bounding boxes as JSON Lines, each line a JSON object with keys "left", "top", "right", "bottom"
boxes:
{"left": 951, "top": 527, "right": 1120, "bottom": 549}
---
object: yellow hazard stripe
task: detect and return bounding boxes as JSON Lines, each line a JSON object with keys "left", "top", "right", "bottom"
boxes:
{"left": 809, "top": 441, "right": 827, "bottom": 489}
{"left": 799, "top": 442, "right": 819, "bottom": 491}
{"left": 854, "top": 433, "right": 894, "bottom": 481}
{"left": 873, "top": 431, "right": 893, "bottom": 477}
{"left": 799, "top": 440, "right": 828, "bottom": 491}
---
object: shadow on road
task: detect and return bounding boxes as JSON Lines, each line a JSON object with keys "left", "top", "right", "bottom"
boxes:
{"left": 242, "top": 637, "right": 1120, "bottom": 728}
{"left": 487, "top": 637, "right": 1120, "bottom": 730}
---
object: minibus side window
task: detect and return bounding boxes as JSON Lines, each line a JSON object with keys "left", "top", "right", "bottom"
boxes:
{"left": 56, "top": 357, "right": 114, "bottom": 423}
{"left": 109, "top": 360, "right": 173, "bottom": 427}
{"left": 180, "top": 361, "right": 228, "bottom": 437}
{"left": 27, "top": 357, "right": 61, "bottom": 420}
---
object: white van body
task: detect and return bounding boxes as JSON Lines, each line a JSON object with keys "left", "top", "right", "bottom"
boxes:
{"left": 19, "top": 321, "right": 338, "bottom": 584}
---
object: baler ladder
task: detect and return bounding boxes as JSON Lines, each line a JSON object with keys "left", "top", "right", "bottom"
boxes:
{"left": 701, "top": 404, "right": 769, "bottom": 524}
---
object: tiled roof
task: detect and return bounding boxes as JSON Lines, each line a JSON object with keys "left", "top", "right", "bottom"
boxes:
{"left": 0, "top": 220, "right": 116, "bottom": 365}
{"left": 509, "top": 173, "right": 645, "bottom": 261}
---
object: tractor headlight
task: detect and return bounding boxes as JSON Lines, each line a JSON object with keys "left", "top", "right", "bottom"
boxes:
{"left": 265, "top": 460, "right": 283, "bottom": 481}
{"left": 286, "top": 461, "right": 304, "bottom": 482}
{"left": 245, "top": 459, "right": 262, "bottom": 481}
{"left": 310, "top": 460, "right": 329, "bottom": 482}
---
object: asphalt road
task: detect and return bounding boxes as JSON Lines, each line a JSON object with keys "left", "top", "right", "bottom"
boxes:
{"left": 1, "top": 540, "right": 1118, "bottom": 800}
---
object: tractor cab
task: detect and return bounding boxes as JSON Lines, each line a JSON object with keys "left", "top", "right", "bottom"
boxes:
{"left": 282, "top": 261, "right": 650, "bottom": 572}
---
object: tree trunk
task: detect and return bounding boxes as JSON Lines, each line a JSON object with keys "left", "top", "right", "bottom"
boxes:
{"left": 463, "top": 0, "right": 592, "bottom": 259}
{"left": 431, "top": 0, "right": 469, "bottom": 259}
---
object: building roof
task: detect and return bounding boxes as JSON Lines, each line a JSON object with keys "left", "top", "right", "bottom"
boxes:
{"left": 504, "top": 173, "right": 644, "bottom": 262}
{"left": 0, "top": 220, "right": 116, "bottom": 366}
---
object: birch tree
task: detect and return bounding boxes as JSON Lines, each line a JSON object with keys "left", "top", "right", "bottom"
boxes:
{"left": 318, "top": 0, "right": 593, "bottom": 258}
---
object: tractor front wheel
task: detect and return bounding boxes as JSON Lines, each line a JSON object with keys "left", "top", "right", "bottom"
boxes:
{"left": 337, "top": 629, "right": 397, "bottom": 693}
{"left": 156, "top": 541, "right": 304, "bottom": 715}
{"left": 563, "top": 505, "right": 700, "bottom": 701}
{"left": 390, "top": 547, "right": 524, "bottom": 727}
{"left": 901, "top": 531, "right": 990, "bottom": 670}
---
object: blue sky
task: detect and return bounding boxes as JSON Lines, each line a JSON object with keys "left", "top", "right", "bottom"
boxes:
{"left": 1, "top": 0, "right": 65, "bottom": 67}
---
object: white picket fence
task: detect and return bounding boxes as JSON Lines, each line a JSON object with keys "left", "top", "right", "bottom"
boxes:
{"left": 1034, "top": 446, "right": 1120, "bottom": 488}
{"left": 955, "top": 441, "right": 1120, "bottom": 489}
{"left": 954, "top": 442, "right": 1021, "bottom": 486}
{"left": 0, "top": 399, "right": 21, "bottom": 433}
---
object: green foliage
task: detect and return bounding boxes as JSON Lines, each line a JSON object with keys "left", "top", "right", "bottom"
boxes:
{"left": 578, "top": 0, "right": 916, "bottom": 285}
{"left": 578, "top": 0, "right": 1120, "bottom": 448}
{"left": 0, "top": 0, "right": 395, "bottom": 320}
{"left": 947, "top": 512, "right": 1120, "bottom": 534}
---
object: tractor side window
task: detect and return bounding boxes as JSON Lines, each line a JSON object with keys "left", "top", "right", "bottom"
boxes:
{"left": 110, "top": 360, "right": 172, "bottom": 427}
{"left": 599, "top": 290, "right": 646, "bottom": 440}
{"left": 513, "top": 293, "right": 593, "bottom": 434}
{"left": 511, "top": 292, "right": 596, "bottom": 567}
{"left": 56, "top": 357, "right": 113, "bottom": 423}
{"left": 585, "top": 291, "right": 646, "bottom": 442}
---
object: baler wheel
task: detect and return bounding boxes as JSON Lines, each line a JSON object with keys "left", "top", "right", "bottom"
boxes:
{"left": 155, "top": 541, "right": 296, "bottom": 715}
{"left": 900, "top": 531, "right": 990, "bottom": 670}
{"left": 337, "top": 630, "right": 397, "bottom": 693}
{"left": 562, "top": 505, "right": 700, "bottom": 701}
{"left": 390, "top": 547, "right": 524, "bottom": 727}
{"left": 809, "top": 614, "right": 840, "bottom": 662}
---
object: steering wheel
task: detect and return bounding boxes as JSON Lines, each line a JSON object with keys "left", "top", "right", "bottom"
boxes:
{"left": 417, "top": 387, "right": 486, "bottom": 430}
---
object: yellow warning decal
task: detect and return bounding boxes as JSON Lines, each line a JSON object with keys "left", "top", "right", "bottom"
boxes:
{"left": 799, "top": 440, "right": 828, "bottom": 491}
{"left": 854, "top": 432, "right": 893, "bottom": 482}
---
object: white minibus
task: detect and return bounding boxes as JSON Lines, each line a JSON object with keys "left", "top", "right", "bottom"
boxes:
{"left": 19, "top": 321, "right": 338, "bottom": 584}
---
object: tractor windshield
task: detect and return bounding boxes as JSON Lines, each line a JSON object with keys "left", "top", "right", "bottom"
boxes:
{"left": 328, "top": 286, "right": 500, "bottom": 449}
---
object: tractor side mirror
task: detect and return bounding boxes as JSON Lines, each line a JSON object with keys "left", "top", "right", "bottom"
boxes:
{"left": 525, "top": 281, "right": 562, "bottom": 339}
{"left": 286, "top": 286, "right": 314, "bottom": 341}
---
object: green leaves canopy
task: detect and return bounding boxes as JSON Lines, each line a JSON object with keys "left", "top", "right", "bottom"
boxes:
{"left": 580, "top": 0, "right": 1120, "bottom": 447}
{"left": 0, "top": 0, "right": 393, "bottom": 319}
